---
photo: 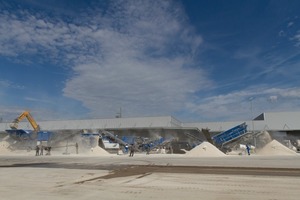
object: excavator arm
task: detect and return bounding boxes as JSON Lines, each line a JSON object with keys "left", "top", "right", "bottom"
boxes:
{"left": 10, "top": 111, "right": 40, "bottom": 132}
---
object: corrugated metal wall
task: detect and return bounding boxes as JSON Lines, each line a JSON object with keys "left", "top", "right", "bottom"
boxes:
{"left": 0, "top": 116, "right": 179, "bottom": 131}
{"left": 1, "top": 112, "right": 300, "bottom": 132}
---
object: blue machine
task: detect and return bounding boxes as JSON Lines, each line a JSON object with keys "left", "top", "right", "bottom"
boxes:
{"left": 121, "top": 136, "right": 136, "bottom": 145}
{"left": 148, "top": 137, "right": 165, "bottom": 148}
{"left": 5, "top": 129, "right": 33, "bottom": 140}
{"left": 37, "top": 131, "right": 52, "bottom": 142}
{"left": 81, "top": 133, "right": 99, "bottom": 137}
{"left": 6, "top": 129, "right": 52, "bottom": 142}
{"left": 212, "top": 122, "right": 248, "bottom": 147}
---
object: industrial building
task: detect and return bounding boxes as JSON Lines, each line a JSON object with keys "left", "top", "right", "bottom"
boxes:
{"left": 1, "top": 111, "right": 300, "bottom": 132}
{"left": 0, "top": 111, "right": 300, "bottom": 152}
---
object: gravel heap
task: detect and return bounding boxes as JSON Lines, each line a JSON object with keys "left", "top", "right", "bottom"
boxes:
{"left": 257, "top": 140, "right": 297, "bottom": 156}
{"left": 0, "top": 141, "right": 12, "bottom": 154}
{"left": 82, "top": 146, "right": 110, "bottom": 156}
{"left": 185, "top": 142, "right": 226, "bottom": 157}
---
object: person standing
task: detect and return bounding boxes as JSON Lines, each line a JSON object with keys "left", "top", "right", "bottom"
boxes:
{"left": 47, "top": 147, "right": 52, "bottom": 155}
{"left": 75, "top": 142, "right": 79, "bottom": 154}
{"left": 146, "top": 144, "right": 150, "bottom": 155}
{"left": 246, "top": 144, "right": 251, "bottom": 155}
{"left": 40, "top": 145, "right": 43, "bottom": 156}
{"left": 129, "top": 144, "right": 135, "bottom": 157}
{"left": 35, "top": 145, "right": 40, "bottom": 156}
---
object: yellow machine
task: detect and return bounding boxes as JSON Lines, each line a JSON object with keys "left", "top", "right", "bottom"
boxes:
{"left": 9, "top": 110, "right": 40, "bottom": 132}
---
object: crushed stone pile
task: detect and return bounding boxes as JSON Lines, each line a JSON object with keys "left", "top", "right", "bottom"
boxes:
{"left": 82, "top": 146, "right": 110, "bottom": 156}
{"left": 257, "top": 140, "right": 297, "bottom": 156}
{"left": 0, "top": 141, "right": 12, "bottom": 154}
{"left": 185, "top": 141, "right": 226, "bottom": 157}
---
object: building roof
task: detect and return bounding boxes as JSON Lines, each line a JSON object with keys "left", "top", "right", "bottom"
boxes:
{"left": 1, "top": 111, "right": 300, "bottom": 133}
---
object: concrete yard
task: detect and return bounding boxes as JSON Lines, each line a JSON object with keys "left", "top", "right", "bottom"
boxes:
{"left": 1, "top": 154, "right": 300, "bottom": 200}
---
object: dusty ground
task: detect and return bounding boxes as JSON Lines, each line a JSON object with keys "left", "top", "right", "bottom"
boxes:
{"left": 1, "top": 154, "right": 300, "bottom": 200}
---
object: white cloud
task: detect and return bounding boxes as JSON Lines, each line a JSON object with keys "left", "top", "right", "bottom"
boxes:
{"left": 0, "top": 80, "right": 11, "bottom": 88}
{"left": 291, "top": 31, "right": 300, "bottom": 46}
{"left": 269, "top": 95, "right": 278, "bottom": 102}
{"left": 62, "top": 1, "right": 210, "bottom": 117}
{"left": 3, "top": 1, "right": 299, "bottom": 122}
{"left": 278, "top": 30, "right": 285, "bottom": 37}
{"left": 24, "top": 97, "right": 55, "bottom": 104}
{"left": 0, "top": 79, "right": 24, "bottom": 90}
{"left": 0, "top": 1, "right": 211, "bottom": 118}
{"left": 186, "top": 87, "right": 300, "bottom": 121}
{"left": 288, "top": 22, "right": 294, "bottom": 27}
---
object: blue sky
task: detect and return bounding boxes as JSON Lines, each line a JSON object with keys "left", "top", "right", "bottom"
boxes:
{"left": 1, "top": 0, "right": 300, "bottom": 122}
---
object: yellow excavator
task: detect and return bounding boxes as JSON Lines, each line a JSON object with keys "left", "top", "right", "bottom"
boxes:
{"left": 9, "top": 110, "right": 40, "bottom": 132}
{"left": 7, "top": 111, "right": 52, "bottom": 154}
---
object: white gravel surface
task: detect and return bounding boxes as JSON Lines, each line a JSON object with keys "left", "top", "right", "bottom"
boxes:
{"left": 0, "top": 153, "right": 300, "bottom": 200}
{"left": 1, "top": 165, "right": 300, "bottom": 200}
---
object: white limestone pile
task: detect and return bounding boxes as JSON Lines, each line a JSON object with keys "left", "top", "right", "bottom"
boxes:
{"left": 257, "top": 140, "right": 298, "bottom": 156}
{"left": 185, "top": 142, "right": 226, "bottom": 157}
{"left": 0, "top": 141, "right": 12, "bottom": 154}
{"left": 83, "top": 146, "right": 110, "bottom": 156}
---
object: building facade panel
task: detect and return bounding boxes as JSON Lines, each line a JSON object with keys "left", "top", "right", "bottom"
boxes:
{"left": 1, "top": 112, "right": 300, "bottom": 133}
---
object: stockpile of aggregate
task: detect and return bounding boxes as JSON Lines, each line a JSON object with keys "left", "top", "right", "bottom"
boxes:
{"left": 82, "top": 146, "right": 110, "bottom": 156}
{"left": 0, "top": 141, "right": 12, "bottom": 154}
{"left": 185, "top": 141, "right": 226, "bottom": 157}
{"left": 257, "top": 140, "right": 298, "bottom": 156}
